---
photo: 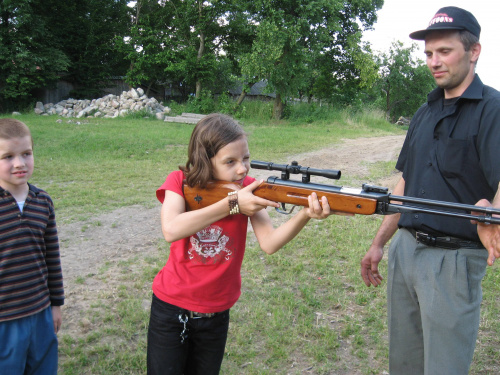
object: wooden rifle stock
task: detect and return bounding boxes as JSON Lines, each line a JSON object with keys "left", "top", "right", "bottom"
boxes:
{"left": 183, "top": 180, "right": 378, "bottom": 215}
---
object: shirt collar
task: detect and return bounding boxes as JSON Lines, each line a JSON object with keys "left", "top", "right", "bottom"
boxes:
{"left": 427, "top": 74, "right": 484, "bottom": 103}
{"left": 0, "top": 183, "right": 40, "bottom": 196}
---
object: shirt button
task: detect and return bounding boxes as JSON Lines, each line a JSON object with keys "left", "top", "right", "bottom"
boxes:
{"left": 428, "top": 162, "right": 432, "bottom": 166}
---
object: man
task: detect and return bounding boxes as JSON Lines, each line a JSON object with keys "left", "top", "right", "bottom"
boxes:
{"left": 360, "top": 6, "right": 500, "bottom": 375}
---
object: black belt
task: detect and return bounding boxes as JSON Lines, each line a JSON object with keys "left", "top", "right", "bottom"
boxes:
{"left": 405, "top": 228, "right": 484, "bottom": 250}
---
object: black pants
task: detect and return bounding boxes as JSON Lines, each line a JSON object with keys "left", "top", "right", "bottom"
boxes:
{"left": 147, "top": 294, "right": 230, "bottom": 375}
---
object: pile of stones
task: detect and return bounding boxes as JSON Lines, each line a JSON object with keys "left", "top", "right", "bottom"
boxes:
{"left": 33, "top": 88, "right": 170, "bottom": 120}
{"left": 395, "top": 116, "right": 410, "bottom": 126}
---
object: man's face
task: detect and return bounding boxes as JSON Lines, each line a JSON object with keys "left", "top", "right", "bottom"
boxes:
{"left": 424, "top": 30, "right": 480, "bottom": 98}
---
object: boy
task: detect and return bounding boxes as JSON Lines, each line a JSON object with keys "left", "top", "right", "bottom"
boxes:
{"left": 0, "top": 118, "right": 64, "bottom": 374}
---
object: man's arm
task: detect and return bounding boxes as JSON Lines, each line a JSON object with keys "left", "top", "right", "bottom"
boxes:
{"left": 360, "top": 177, "right": 405, "bottom": 287}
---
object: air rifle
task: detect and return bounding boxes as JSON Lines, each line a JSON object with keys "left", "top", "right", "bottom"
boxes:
{"left": 183, "top": 160, "right": 500, "bottom": 224}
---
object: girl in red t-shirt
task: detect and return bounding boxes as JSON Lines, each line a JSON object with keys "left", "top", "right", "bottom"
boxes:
{"left": 148, "top": 113, "right": 339, "bottom": 375}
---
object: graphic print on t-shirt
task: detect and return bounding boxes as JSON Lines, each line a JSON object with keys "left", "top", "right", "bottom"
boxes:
{"left": 189, "top": 224, "right": 232, "bottom": 263}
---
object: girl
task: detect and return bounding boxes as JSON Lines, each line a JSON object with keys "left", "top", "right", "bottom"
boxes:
{"left": 148, "top": 113, "right": 335, "bottom": 374}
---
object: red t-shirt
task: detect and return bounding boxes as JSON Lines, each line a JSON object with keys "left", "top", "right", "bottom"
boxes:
{"left": 154, "top": 170, "right": 255, "bottom": 313}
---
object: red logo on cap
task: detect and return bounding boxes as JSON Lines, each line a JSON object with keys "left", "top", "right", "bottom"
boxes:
{"left": 429, "top": 13, "right": 454, "bottom": 26}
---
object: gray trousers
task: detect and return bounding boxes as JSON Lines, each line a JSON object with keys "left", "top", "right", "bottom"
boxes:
{"left": 387, "top": 228, "right": 488, "bottom": 375}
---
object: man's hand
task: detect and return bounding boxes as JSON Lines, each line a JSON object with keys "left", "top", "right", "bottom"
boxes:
{"left": 361, "top": 245, "right": 384, "bottom": 287}
{"left": 475, "top": 204, "right": 500, "bottom": 266}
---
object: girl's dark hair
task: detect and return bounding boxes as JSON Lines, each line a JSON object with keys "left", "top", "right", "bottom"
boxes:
{"left": 181, "top": 113, "right": 246, "bottom": 188}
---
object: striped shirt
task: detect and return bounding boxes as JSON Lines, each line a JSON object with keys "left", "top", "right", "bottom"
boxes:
{"left": 0, "top": 183, "right": 64, "bottom": 322}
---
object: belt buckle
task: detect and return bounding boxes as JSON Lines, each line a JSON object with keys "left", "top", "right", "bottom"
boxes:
{"left": 189, "top": 311, "right": 215, "bottom": 319}
{"left": 415, "top": 231, "right": 462, "bottom": 249}
{"left": 416, "top": 231, "right": 436, "bottom": 246}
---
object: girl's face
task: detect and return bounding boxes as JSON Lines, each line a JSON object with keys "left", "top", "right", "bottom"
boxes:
{"left": 210, "top": 137, "right": 250, "bottom": 183}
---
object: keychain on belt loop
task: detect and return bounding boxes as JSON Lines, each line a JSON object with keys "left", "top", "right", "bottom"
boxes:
{"left": 178, "top": 313, "right": 189, "bottom": 344}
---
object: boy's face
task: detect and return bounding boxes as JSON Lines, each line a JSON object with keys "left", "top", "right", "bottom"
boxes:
{"left": 0, "top": 136, "right": 34, "bottom": 192}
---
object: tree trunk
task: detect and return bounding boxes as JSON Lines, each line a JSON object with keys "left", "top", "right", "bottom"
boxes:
{"left": 195, "top": 32, "right": 205, "bottom": 98}
{"left": 385, "top": 82, "right": 391, "bottom": 120}
{"left": 273, "top": 93, "right": 284, "bottom": 120}
{"left": 195, "top": 2, "right": 205, "bottom": 99}
{"left": 145, "top": 80, "right": 154, "bottom": 97}
{"left": 234, "top": 81, "right": 256, "bottom": 108}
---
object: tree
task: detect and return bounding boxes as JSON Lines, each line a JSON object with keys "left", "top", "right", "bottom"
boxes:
{"left": 0, "top": 0, "right": 131, "bottom": 111}
{"left": 376, "top": 41, "right": 435, "bottom": 121}
{"left": 307, "top": 35, "right": 379, "bottom": 107}
{"left": 47, "top": 0, "right": 132, "bottom": 98}
{"left": 241, "top": 0, "right": 384, "bottom": 119}
{"left": 0, "top": 0, "right": 69, "bottom": 110}
{"left": 122, "top": 0, "right": 239, "bottom": 101}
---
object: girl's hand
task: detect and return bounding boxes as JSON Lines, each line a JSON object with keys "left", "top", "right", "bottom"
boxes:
{"left": 237, "top": 180, "right": 280, "bottom": 216}
{"left": 302, "top": 192, "right": 330, "bottom": 219}
{"left": 303, "top": 192, "right": 354, "bottom": 219}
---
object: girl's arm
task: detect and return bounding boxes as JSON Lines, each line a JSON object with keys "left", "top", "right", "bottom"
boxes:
{"left": 161, "top": 190, "right": 230, "bottom": 242}
{"left": 250, "top": 192, "right": 334, "bottom": 254}
{"left": 161, "top": 180, "right": 279, "bottom": 243}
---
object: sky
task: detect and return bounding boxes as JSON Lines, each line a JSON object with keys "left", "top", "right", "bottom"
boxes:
{"left": 362, "top": 0, "right": 500, "bottom": 90}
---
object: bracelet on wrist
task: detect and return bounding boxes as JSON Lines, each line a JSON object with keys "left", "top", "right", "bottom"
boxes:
{"left": 228, "top": 191, "right": 240, "bottom": 215}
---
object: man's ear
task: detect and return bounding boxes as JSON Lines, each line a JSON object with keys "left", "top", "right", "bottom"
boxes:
{"left": 471, "top": 42, "right": 481, "bottom": 63}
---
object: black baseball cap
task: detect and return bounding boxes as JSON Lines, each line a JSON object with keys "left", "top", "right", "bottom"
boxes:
{"left": 409, "top": 6, "right": 481, "bottom": 40}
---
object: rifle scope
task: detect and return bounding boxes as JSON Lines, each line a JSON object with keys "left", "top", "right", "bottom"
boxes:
{"left": 251, "top": 160, "right": 341, "bottom": 182}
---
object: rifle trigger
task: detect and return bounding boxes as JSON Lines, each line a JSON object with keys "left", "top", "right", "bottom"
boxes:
{"left": 275, "top": 203, "right": 297, "bottom": 215}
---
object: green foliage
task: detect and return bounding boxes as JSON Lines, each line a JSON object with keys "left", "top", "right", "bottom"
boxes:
{"left": 55, "top": 0, "right": 131, "bottom": 96}
{"left": 185, "top": 90, "right": 216, "bottom": 114}
{"left": 121, "top": 0, "right": 239, "bottom": 101}
{"left": 1, "top": 0, "right": 433, "bottom": 129}
{"left": 374, "top": 41, "right": 436, "bottom": 121}
{"left": 241, "top": 0, "right": 384, "bottom": 119}
{"left": 215, "top": 91, "right": 236, "bottom": 114}
{"left": 232, "top": 100, "right": 274, "bottom": 123}
{"left": 0, "top": 0, "right": 131, "bottom": 110}
{"left": 0, "top": 0, "right": 70, "bottom": 110}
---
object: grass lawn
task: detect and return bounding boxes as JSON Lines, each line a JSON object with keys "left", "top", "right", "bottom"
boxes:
{"left": 3, "top": 111, "right": 498, "bottom": 374}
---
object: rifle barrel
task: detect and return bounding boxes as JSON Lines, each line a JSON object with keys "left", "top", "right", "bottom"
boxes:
{"left": 389, "top": 194, "right": 500, "bottom": 217}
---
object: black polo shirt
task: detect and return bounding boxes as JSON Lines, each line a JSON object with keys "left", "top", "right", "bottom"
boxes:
{"left": 396, "top": 75, "right": 500, "bottom": 241}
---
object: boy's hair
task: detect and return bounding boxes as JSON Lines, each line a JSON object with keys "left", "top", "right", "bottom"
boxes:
{"left": 0, "top": 118, "right": 32, "bottom": 143}
{"left": 181, "top": 113, "right": 246, "bottom": 188}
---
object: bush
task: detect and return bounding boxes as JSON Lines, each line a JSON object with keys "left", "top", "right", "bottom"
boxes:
{"left": 185, "top": 90, "right": 216, "bottom": 114}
